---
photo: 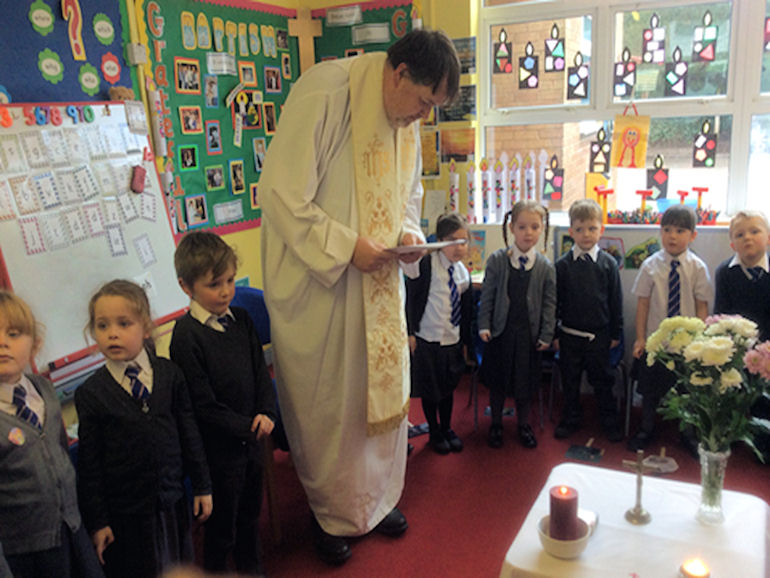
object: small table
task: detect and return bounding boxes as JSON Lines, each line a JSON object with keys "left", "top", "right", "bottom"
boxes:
{"left": 500, "top": 462, "right": 769, "bottom": 578}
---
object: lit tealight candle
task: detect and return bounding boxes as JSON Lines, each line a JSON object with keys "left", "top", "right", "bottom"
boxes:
{"left": 680, "top": 558, "right": 710, "bottom": 578}
{"left": 549, "top": 485, "right": 579, "bottom": 540}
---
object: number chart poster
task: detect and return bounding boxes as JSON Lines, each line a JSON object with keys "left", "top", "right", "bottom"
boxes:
{"left": 140, "top": 0, "right": 298, "bottom": 237}
{"left": 0, "top": 0, "right": 132, "bottom": 103}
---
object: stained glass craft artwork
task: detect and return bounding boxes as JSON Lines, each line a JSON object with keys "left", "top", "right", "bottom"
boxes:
{"left": 567, "top": 51, "right": 588, "bottom": 99}
{"left": 508, "top": 156, "right": 520, "bottom": 206}
{"left": 614, "top": 47, "right": 636, "bottom": 97}
{"left": 589, "top": 127, "right": 611, "bottom": 174}
{"left": 693, "top": 119, "right": 717, "bottom": 168}
{"left": 542, "top": 154, "right": 563, "bottom": 201}
{"left": 647, "top": 154, "right": 669, "bottom": 200}
{"left": 765, "top": 18, "right": 770, "bottom": 52}
{"left": 642, "top": 13, "right": 665, "bottom": 64}
{"left": 519, "top": 42, "right": 538, "bottom": 89}
{"left": 544, "top": 24, "right": 565, "bottom": 72}
{"left": 493, "top": 28, "right": 513, "bottom": 74}
{"left": 493, "top": 159, "right": 506, "bottom": 219}
{"left": 692, "top": 10, "right": 717, "bottom": 62}
{"left": 523, "top": 154, "right": 536, "bottom": 200}
{"left": 665, "top": 46, "right": 688, "bottom": 97}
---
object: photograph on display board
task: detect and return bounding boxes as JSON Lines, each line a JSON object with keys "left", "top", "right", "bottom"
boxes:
{"left": 238, "top": 61, "right": 258, "bottom": 87}
{"left": 253, "top": 137, "right": 266, "bottom": 172}
{"left": 204, "top": 75, "right": 218, "bottom": 108}
{"left": 179, "top": 106, "right": 203, "bottom": 134}
{"left": 263, "top": 102, "right": 277, "bottom": 134}
{"left": 178, "top": 145, "right": 198, "bottom": 171}
{"left": 281, "top": 53, "right": 292, "bottom": 79}
{"left": 185, "top": 194, "right": 208, "bottom": 227}
{"left": 345, "top": 48, "right": 364, "bottom": 57}
{"left": 175, "top": 57, "right": 201, "bottom": 94}
{"left": 264, "top": 66, "right": 282, "bottom": 93}
{"left": 206, "top": 120, "right": 222, "bottom": 154}
{"left": 229, "top": 159, "right": 246, "bottom": 195}
{"left": 276, "top": 29, "right": 289, "bottom": 50}
{"left": 232, "top": 90, "right": 263, "bottom": 130}
{"left": 205, "top": 165, "right": 225, "bottom": 191}
{"left": 250, "top": 183, "right": 259, "bottom": 209}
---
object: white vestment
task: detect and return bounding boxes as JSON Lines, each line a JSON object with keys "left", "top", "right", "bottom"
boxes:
{"left": 259, "top": 55, "right": 424, "bottom": 536}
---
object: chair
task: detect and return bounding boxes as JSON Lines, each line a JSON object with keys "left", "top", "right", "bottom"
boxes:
{"left": 230, "top": 285, "right": 286, "bottom": 544}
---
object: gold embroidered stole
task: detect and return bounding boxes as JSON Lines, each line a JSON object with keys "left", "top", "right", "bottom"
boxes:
{"left": 350, "top": 53, "right": 415, "bottom": 436}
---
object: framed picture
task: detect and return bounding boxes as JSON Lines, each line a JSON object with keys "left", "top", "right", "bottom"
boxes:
{"left": 263, "top": 102, "right": 277, "bottom": 135}
{"left": 250, "top": 182, "right": 259, "bottom": 209}
{"left": 185, "top": 194, "right": 208, "bottom": 227}
{"left": 175, "top": 57, "right": 201, "bottom": 94}
{"left": 204, "top": 75, "right": 218, "bottom": 108}
{"left": 205, "top": 165, "right": 225, "bottom": 191}
{"left": 276, "top": 28, "right": 289, "bottom": 51}
{"left": 345, "top": 48, "right": 364, "bottom": 58}
{"left": 231, "top": 90, "right": 262, "bottom": 130}
{"left": 179, "top": 106, "right": 203, "bottom": 134}
{"left": 252, "top": 137, "right": 266, "bottom": 172}
{"left": 205, "top": 120, "right": 222, "bottom": 154}
{"left": 229, "top": 159, "right": 246, "bottom": 195}
{"left": 264, "top": 66, "right": 282, "bottom": 94}
{"left": 281, "top": 53, "right": 292, "bottom": 79}
{"left": 238, "top": 61, "right": 257, "bottom": 87}
{"left": 178, "top": 145, "right": 198, "bottom": 171}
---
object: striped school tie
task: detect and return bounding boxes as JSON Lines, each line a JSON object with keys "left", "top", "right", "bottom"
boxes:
{"left": 217, "top": 315, "right": 231, "bottom": 330}
{"left": 125, "top": 366, "right": 150, "bottom": 402}
{"left": 668, "top": 260, "right": 681, "bottom": 317}
{"left": 448, "top": 265, "right": 461, "bottom": 327}
{"left": 748, "top": 267, "right": 764, "bottom": 282}
{"left": 12, "top": 385, "right": 41, "bottom": 430}
{"left": 519, "top": 255, "right": 528, "bottom": 270}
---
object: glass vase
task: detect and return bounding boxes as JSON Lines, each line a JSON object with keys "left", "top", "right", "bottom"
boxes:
{"left": 696, "top": 443, "right": 730, "bottom": 525}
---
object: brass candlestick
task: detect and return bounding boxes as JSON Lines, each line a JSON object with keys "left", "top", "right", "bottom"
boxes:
{"left": 622, "top": 449, "right": 657, "bottom": 525}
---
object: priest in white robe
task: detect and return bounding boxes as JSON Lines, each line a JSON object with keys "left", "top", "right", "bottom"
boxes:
{"left": 259, "top": 30, "right": 460, "bottom": 565}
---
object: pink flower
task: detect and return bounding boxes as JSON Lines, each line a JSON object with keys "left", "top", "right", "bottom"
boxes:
{"left": 744, "top": 342, "right": 770, "bottom": 381}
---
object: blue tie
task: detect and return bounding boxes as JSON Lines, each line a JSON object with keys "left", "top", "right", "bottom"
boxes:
{"left": 668, "top": 260, "right": 681, "bottom": 317}
{"left": 125, "top": 366, "right": 150, "bottom": 402}
{"left": 519, "top": 255, "right": 528, "bottom": 270}
{"left": 12, "top": 385, "right": 41, "bottom": 430}
{"left": 580, "top": 253, "right": 591, "bottom": 263}
{"left": 749, "top": 267, "right": 764, "bottom": 282}
{"left": 448, "top": 265, "right": 461, "bottom": 327}
{"left": 218, "top": 315, "right": 231, "bottom": 331}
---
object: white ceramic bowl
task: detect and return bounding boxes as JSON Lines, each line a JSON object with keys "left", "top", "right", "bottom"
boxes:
{"left": 537, "top": 514, "right": 592, "bottom": 559}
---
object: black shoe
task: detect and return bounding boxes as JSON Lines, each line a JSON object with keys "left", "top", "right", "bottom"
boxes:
{"left": 443, "top": 429, "right": 464, "bottom": 452}
{"left": 627, "top": 430, "right": 655, "bottom": 452}
{"left": 311, "top": 517, "right": 351, "bottom": 566}
{"left": 554, "top": 420, "right": 579, "bottom": 440}
{"left": 407, "top": 443, "right": 414, "bottom": 456}
{"left": 518, "top": 424, "right": 537, "bottom": 448}
{"left": 603, "top": 424, "right": 624, "bottom": 443}
{"left": 374, "top": 507, "right": 408, "bottom": 537}
{"left": 488, "top": 424, "right": 503, "bottom": 448}
{"left": 428, "top": 432, "right": 450, "bottom": 455}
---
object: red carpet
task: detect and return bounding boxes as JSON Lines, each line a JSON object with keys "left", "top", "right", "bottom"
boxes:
{"left": 238, "top": 374, "right": 770, "bottom": 577}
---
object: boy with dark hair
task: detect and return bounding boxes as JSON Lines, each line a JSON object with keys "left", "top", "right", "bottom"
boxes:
{"left": 554, "top": 199, "right": 623, "bottom": 442}
{"left": 170, "top": 231, "right": 276, "bottom": 575}
{"left": 627, "top": 205, "right": 712, "bottom": 451}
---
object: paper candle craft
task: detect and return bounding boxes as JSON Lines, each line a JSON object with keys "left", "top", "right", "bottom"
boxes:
{"left": 544, "top": 24, "right": 565, "bottom": 72}
{"left": 765, "top": 18, "right": 770, "bottom": 52}
{"left": 542, "top": 155, "right": 563, "bottom": 201}
{"left": 480, "top": 158, "right": 492, "bottom": 223}
{"left": 448, "top": 159, "right": 459, "bottom": 212}
{"left": 665, "top": 46, "right": 688, "bottom": 97}
{"left": 693, "top": 119, "right": 717, "bottom": 167}
{"left": 692, "top": 10, "right": 717, "bottom": 62}
{"left": 466, "top": 163, "right": 476, "bottom": 224}
{"left": 519, "top": 42, "right": 539, "bottom": 89}
{"left": 523, "top": 155, "right": 536, "bottom": 200}
{"left": 493, "top": 159, "right": 506, "bottom": 221}
{"left": 614, "top": 47, "right": 636, "bottom": 98}
{"left": 647, "top": 154, "right": 669, "bottom": 199}
{"left": 567, "top": 51, "right": 589, "bottom": 100}
{"left": 509, "top": 156, "right": 521, "bottom": 206}
{"left": 549, "top": 486, "right": 579, "bottom": 540}
{"left": 590, "top": 127, "right": 611, "bottom": 174}
{"left": 642, "top": 13, "right": 666, "bottom": 64}
{"left": 493, "top": 28, "right": 513, "bottom": 74}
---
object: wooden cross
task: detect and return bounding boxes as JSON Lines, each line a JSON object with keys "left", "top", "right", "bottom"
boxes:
{"left": 288, "top": 7, "right": 322, "bottom": 75}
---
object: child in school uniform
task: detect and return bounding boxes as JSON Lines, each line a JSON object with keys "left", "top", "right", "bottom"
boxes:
{"left": 714, "top": 210, "right": 770, "bottom": 459}
{"left": 406, "top": 212, "right": 473, "bottom": 454}
{"left": 478, "top": 200, "right": 557, "bottom": 450}
{"left": 554, "top": 199, "right": 624, "bottom": 443}
{"left": 627, "top": 205, "right": 713, "bottom": 452}
{"left": 0, "top": 291, "right": 104, "bottom": 578}
{"left": 75, "top": 280, "right": 212, "bottom": 578}
{"left": 169, "top": 231, "right": 276, "bottom": 575}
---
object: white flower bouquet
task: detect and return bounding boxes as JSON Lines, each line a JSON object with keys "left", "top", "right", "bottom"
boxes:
{"left": 645, "top": 315, "right": 770, "bottom": 454}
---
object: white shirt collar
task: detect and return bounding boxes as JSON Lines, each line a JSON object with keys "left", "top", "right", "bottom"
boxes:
{"left": 572, "top": 244, "right": 600, "bottom": 262}
{"left": 105, "top": 347, "right": 150, "bottom": 383}
{"left": 728, "top": 253, "right": 769, "bottom": 272}
{"left": 189, "top": 300, "right": 233, "bottom": 328}
{"left": 509, "top": 245, "right": 536, "bottom": 271}
{"left": 437, "top": 251, "right": 453, "bottom": 271}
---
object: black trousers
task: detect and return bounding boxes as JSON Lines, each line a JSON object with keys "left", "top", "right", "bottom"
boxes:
{"left": 7, "top": 522, "right": 104, "bottom": 578}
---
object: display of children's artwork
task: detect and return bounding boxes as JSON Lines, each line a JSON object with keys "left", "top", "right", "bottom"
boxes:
{"left": 625, "top": 237, "right": 660, "bottom": 270}
{"left": 642, "top": 13, "right": 665, "bottom": 64}
{"left": 264, "top": 66, "right": 282, "bottom": 93}
{"left": 263, "top": 102, "right": 277, "bottom": 134}
{"left": 229, "top": 159, "right": 245, "bottom": 195}
{"left": 692, "top": 10, "right": 717, "bottom": 62}
{"left": 693, "top": 118, "right": 717, "bottom": 167}
{"left": 566, "top": 52, "right": 588, "bottom": 100}
{"left": 206, "top": 120, "right": 222, "bottom": 154}
{"left": 178, "top": 145, "right": 198, "bottom": 171}
{"left": 253, "top": 137, "right": 266, "bottom": 172}
{"left": 611, "top": 113, "right": 650, "bottom": 168}
{"left": 614, "top": 47, "right": 636, "bottom": 98}
{"left": 238, "top": 61, "right": 258, "bottom": 87}
{"left": 204, "top": 75, "right": 218, "bottom": 108}
{"left": 175, "top": 57, "right": 201, "bottom": 94}
{"left": 647, "top": 154, "right": 669, "bottom": 199}
{"left": 493, "top": 28, "right": 512, "bottom": 74}
{"left": 185, "top": 194, "right": 208, "bottom": 227}
{"left": 231, "top": 90, "right": 263, "bottom": 130}
{"left": 589, "top": 127, "right": 611, "bottom": 174}
{"left": 665, "top": 46, "right": 688, "bottom": 97}
{"left": 519, "top": 42, "right": 538, "bottom": 89}
{"left": 598, "top": 237, "right": 624, "bottom": 269}
{"left": 544, "top": 24, "right": 565, "bottom": 72}
{"left": 542, "top": 154, "right": 563, "bottom": 201}
{"left": 281, "top": 53, "right": 292, "bottom": 79}
{"left": 179, "top": 106, "right": 203, "bottom": 134}
{"left": 205, "top": 165, "right": 225, "bottom": 191}
{"left": 465, "top": 229, "right": 486, "bottom": 272}
{"left": 420, "top": 129, "right": 440, "bottom": 178}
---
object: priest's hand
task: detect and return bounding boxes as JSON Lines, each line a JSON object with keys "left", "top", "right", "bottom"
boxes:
{"left": 397, "top": 232, "right": 426, "bottom": 264}
{"left": 352, "top": 236, "right": 393, "bottom": 272}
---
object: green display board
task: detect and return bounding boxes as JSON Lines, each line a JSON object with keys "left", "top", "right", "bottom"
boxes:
{"left": 142, "top": 0, "right": 298, "bottom": 237}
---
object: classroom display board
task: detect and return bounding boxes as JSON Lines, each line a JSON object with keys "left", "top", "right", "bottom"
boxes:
{"left": 0, "top": 101, "right": 187, "bottom": 370}
{"left": 0, "top": 0, "right": 132, "bottom": 103}
{"left": 141, "top": 0, "right": 298, "bottom": 238}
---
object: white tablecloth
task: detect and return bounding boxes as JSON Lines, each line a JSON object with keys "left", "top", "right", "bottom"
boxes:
{"left": 500, "top": 462, "right": 769, "bottom": 578}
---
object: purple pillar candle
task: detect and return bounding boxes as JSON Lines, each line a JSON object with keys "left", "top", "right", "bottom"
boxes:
{"left": 549, "top": 486, "right": 579, "bottom": 540}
